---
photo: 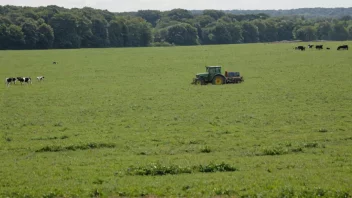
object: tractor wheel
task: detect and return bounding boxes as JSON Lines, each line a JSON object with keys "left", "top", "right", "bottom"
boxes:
{"left": 212, "top": 75, "right": 226, "bottom": 85}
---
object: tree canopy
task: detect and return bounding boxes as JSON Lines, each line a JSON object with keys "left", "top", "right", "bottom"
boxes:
{"left": 0, "top": 5, "right": 351, "bottom": 50}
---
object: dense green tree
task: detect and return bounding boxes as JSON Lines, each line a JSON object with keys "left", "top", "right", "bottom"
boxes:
{"left": 90, "top": 18, "right": 109, "bottom": 47}
{"left": 49, "top": 12, "right": 80, "bottom": 48}
{"left": 125, "top": 18, "right": 152, "bottom": 47}
{"left": 0, "top": 24, "right": 8, "bottom": 49}
{"left": 295, "top": 26, "right": 317, "bottom": 41}
{"left": 155, "top": 18, "right": 181, "bottom": 29}
{"left": 0, "top": 24, "right": 25, "bottom": 49}
{"left": 166, "top": 9, "right": 193, "bottom": 21}
{"left": 21, "top": 20, "right": 38, "bottom": 49}
{"left": 194, "top": 15, "right": 215, "bottom": 28}
{"left": 166, "top": 23, "right": 198, "bottom": 45}
{"left": 253, "top": 20, "right": 267, "bottom": 42}
{"left": 264, "top": 20, "right": 278, "bottom": 42}
{"left": 0, "top": 5, "right": 352, "bottom": 49}
{"left": 277, "top": 20, "right": 294, "bottom": 41}
{"left": 212, "top": 23, "right": 232, "bottom": 44}
{"left": 203, "top": 10, "right": 225, "bottom": 20}
{"left": 137, "top": 10, "right": 161, "bottom": 27}
{"left": 316, "top": 22, "right": 333, "bottom": 40}
{"left": 37, "top": 5, "right": 61, "bottom": 23}
{"left": 227, "top": 23, "right": 243, "bottom": 43}
{"left": 330, "top": 23, "right": 349, "bottom": 40}
{"left": 77, "top": 16, "right": 93, "bottom": 48}
{"left": 36, "top": 23, "right": 54, "bottom": 49}
{"left": 242, "top": 22, "right": 259, "bottom": 43}
{"left": 348, "top": 25, "right": 352, "bottom": 39}
{"left": 108, "top": 18, "right": 125, "bottom": 47}
{"left": 0, "top": 16, "right": 12, "bottom": 26}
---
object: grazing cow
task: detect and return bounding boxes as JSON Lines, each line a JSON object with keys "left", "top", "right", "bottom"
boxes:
{"left": 37, "top": 76, "right": 45, "bottom": 81}
{"left": 316, "top": 45, "right": 323, "bottom": 50}
{"left": 308, "top": 44, "right": 314, "bottom": 49}
{"left": 295, "top": 46, "right": 305, "bottom": 51}
{"left": 53, "top": 61, "right": 58, "bottom": 64}
{"left": 5, "top": 77, "right": 16, "bottom": 86}
{"left": 17, "top": 77, "right": 32, "bottom": 85}
{"left": 17, "top": 77, "right": 24, "bottom": 84}
{"left": 326, "top": 47, "right": 330, "bottom": 50}
{"left": 337, "top": 45, "right": 349, "bottom": 50}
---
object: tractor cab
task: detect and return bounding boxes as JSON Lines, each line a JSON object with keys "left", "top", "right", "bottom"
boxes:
{"left": 195, "top": 66, "right": 222, "bottom": 80}
{"left": 206, "top": 66, "right": 222, "bottom": 77}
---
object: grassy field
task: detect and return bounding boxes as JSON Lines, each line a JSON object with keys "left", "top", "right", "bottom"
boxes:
{"left": 1, "top": 42, "right": 352, "bottom": 197}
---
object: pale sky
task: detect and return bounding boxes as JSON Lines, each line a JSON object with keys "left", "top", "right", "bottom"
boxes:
{"left": 0, "top": 0, "right": 351, "bottom": 12}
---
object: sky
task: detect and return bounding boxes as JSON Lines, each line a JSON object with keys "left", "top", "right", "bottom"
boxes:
{"left": 0, "top": 0, "right": 351, "bottom": 12}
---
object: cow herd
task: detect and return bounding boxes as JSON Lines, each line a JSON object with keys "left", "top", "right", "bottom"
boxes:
{"left": 5, "top": 76, "right": 45, "bottom": 87}
{"left": 295, "top": 44, "right": 348, "bottom": 51}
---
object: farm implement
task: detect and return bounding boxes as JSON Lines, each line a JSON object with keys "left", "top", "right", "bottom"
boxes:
{"left": 191, "top": 66, "right": 244, "bottom": 85}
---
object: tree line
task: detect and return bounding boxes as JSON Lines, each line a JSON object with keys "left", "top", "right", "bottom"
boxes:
{"left": 191, "top": 8, "right": 352, "bottom": 19}
{"left": 0, "top": 5, "right": 352, "bottom": 50}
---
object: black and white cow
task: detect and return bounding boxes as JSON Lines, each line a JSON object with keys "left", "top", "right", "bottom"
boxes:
{"left": 5, "top": 77, "right": 16, "bottom": 86}
{"left": 308, "top": 44, "right": 314, "bottom": 49}
{"left": 316, "top": 45, "right": 323, "bottom": 50}
{"left": 17, "top": 77, "right": 32, "bottom": 85}
{"left": 37, "top": 76, "right": 45, "bottom": 81}
{"left": 295, "top": 46, "right": 305, "bottom": 51}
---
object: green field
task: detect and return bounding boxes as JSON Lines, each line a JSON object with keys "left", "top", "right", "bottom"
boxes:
{"left": 1, "top": 42, "right": 352, "bottom": 197}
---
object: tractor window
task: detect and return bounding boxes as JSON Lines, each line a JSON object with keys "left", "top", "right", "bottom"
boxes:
{"left": 208, "top": 68, "right": 215, "bottom": 75}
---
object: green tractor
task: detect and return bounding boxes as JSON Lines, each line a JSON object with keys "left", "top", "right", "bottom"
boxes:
{"left": 191, "top": 66, "right": 244, "bottom": 85}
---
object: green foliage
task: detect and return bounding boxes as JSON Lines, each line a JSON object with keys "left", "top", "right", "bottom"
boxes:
{"left": 295, "top": 26, "right": 317, "bottom": 41}
{"left": 194, "top": 15, "right": 215, "bottom": 28}
{"left": 126, "top": 162, "right": 237, "bottom": 176}
{"left": 166, "top": 23, "right": 199, "bottom": 45}
{"left": 137, "top": 10, "right": 161, "bottom": 27}
{"left": 331, "top": 23, "right": 350, "bottom": 41}
{"left": 21, "top": 20, "right": 39, "bottom": 49}
{"left": 0, "top": 24, "right": 25, "bottom": 49}
{"left": 36, "top": 23, "right": 54, "bottom": 49}
{"left": 203, "top": 10, "right": 226, "bottom": 20}
{"left": 242, "top": 22, "right": 259, "bottom": 43}
{"left": 165, "top": 9, "right": 193, "bottom": 21}
{"left": 0, "top": 6, "right": 352, "bottom": 49}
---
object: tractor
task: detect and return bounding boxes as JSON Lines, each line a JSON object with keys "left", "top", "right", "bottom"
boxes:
{"left": 191, "top": 66, "right": 244, "bottom": 85}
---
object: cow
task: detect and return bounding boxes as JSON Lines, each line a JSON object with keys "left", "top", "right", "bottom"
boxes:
{"left": 326, "top": 47, "right": 330, "bottom": 50}
{"left": 53, "top": 62, "right": 58, "bottom": 64}
{"left": 295, "top": 46, "right": 305, "bottom": 51}
{"left": 17, "top": 77, "right": 24, "bottom": 84}
{"left": 316, "top": 45, "right": 323, "bottom": 50}
{"left": 337, "top": 45, "right": 348, "bottom": 50}
{"left": 17, "top": 77, "right": 32, "bottom": 85}
{"left": 5, "top": 77, "right": 16, "bottom": 87}
{"left": 308, "top": 44, "right": 314, "bottom": 49}
{"left": 37, "top": 76, "right": 45, "bottom": 81}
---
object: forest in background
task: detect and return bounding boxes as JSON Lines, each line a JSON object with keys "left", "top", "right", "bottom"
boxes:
{"left": 0, "top": 5, "right": 352, "bottom": 50}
